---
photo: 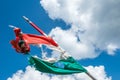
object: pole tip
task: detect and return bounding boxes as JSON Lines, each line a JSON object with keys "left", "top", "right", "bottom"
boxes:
{"left": 22, "top": 16, "right": 31, "bottom": 23}
{"left": 9, "top": 25, "right": 17, "bottom": 29}
{"left": 23, "top": 16, "right": 28, "bottom": 20}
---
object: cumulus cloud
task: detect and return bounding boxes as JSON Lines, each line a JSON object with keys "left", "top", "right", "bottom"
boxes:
{"left": 40, "top": 0, "right": 120, "bottom": 59}
{"left": 7, "top": 66, "right": 50, "bottom": 80}
{"left": 49, "top": 27, "right": 98, "bottom": 59}
{"left": 7, "top": 66, "right": 111, "bottom": 80}
{"left": 107, "top": 44, "right": 118, "bottom": 55}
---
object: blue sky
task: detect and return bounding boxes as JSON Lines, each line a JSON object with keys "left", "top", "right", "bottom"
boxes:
{"left": 0, "top": 0, "right": 120, "bottom": 80}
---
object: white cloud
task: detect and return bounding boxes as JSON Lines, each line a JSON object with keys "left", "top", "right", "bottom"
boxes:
{"left": 49, "top": 27, "right": 98, "bottom": 59}
{"left": 7, "top": 66, "right": 111, "bottom": 80}
{"left": 107, "top": 44, "right": 118, "bottom": 55}
{"left": 7, "top": 66, "right": 50, "bottom": 80}
{"left": 40, "top": 0, "right": 120, "bottom": 59}
{"left": 85, "top": 66, "right": 112, "bottom": 80}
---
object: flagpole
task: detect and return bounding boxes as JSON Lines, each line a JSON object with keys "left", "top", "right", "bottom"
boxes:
{"left": 23, "top": 16, "right": 47, "bottom": 36}
{"left": 85, "top": 72, "right": 96, "bottom": 80}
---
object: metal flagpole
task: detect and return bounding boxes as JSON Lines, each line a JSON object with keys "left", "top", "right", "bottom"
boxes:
{"left": 85, "top": 72, "right": 97, "bottom": 80}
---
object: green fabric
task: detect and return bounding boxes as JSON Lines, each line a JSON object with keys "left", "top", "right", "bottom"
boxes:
{"left": 29, "top": 56, "right": 87, "bottom": 75}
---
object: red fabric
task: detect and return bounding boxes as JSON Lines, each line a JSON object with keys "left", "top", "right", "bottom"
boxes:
{"left": 10, "top": 28, "right": 58, "bottom": 54}
{"left": 13, "top": 28, "right": 58, "bottom": 47}
{"left": 14, "top": 28, "right": 21, "bottom": 37}
{"left": 22, "top": 34, "right": 58, "bottom": 47}
{"left": 10, "top": 40, "right": 30, "bottom": 54}
{"left": 10, "top": 28, "right": 30, "bottom": 54}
